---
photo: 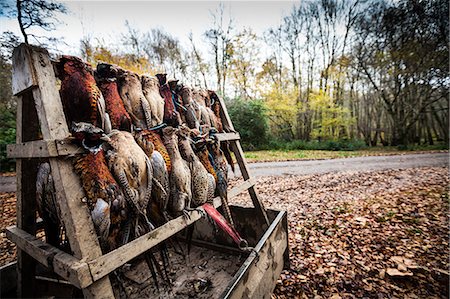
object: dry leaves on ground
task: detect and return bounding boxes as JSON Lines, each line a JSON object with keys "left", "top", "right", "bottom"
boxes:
{"left": 1, "top": 167, "right": 448, "bottom": 298}
{"left": 230, "top": 166, "right": 449, "bottom": 298}
{"left": 0, "top": 192, "right": 17, "bottom": 265}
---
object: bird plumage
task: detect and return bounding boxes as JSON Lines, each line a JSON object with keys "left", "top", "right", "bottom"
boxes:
{"left": 178, "top": 126, "right": 209, "bottom": 207}
{"left": 116, "top": 71, "right": 151, "bottom": 130}
{"left": 71, "top": 124, "right": 128, "bottom": 252}
{"left": 57, "top": 55, "right": 108, "bottom": 131}
{"left": 162, "top": 126, "right": 192, "bottom": 216}
{"left": 36, "top": 162, "right": 64, "bottom": 248}
{"left": 141, "top": 75, "right": 164, "bottom": 127}
{"left": 96, "top": 76, "right": 132, "bottom": 132}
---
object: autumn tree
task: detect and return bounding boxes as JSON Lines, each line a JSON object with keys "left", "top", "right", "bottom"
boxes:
{"left": 204, "top": 3, "right": 234, "bottom": 97}
{"left": 355, "top": 0, "right": 449, "bottom": 145}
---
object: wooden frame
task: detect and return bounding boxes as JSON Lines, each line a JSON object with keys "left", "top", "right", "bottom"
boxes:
{"left": 6, "top": 44, "right": 272, "bottom": 298}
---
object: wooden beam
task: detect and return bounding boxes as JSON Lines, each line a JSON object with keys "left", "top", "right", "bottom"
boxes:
{"left": 87, "top": 208, "right": 205, "bottom": 282}
{"left": 6, "top": 226, "right": 92, "bottom": 289}
{"left": 86, "top": 180, "right": 252, "bottom": 283}
{"left": 230, "top": 141, "right": 270, "bottom": 227}
{"left": 17, "top": 44, "right": 115, "bottom": 298}
{"left": 215, "top": 94, "right": 270, "bottom": 228}
{"left": 215, "top": 132, "right": 240, "bottom": 142}
{"left": 14, "top": 89, "right": 39, "bottom": 298}
{"left": 7, "top": 138, "right": 85, "bottom": 159}
{"left": 12, "top": 44, "right": 37, "bottom": 95}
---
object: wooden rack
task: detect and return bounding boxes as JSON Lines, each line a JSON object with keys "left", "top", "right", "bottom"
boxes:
{"left": 6, "top": 44, "right": 270, "bottom": 298}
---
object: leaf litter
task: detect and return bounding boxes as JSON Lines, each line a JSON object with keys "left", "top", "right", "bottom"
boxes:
{"left": 1, "top": 166, "right": 448, "bottom": 298}
{"left": 229, "top": 166, "right": 449, "bottom": 298}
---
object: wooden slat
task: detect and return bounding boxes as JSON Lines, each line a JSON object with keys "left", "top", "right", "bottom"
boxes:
{"left": 6, "top": 226, "right": 92, "bottom": 289}
{"left": 230, "top": 142, "right": 270, "bottom": 227}
{"left": 15, "top": 44, "right": 115, "bottom": 298}
{"left": 12, "top": 44, "right": 37, "bottom": 95}
{"left": 229, "top": 178, "right": 255, "bottom": 198}
{"left": 86, "top": 180, "right": 253, "bottom": 283}
{"left": 216, "top": 95, "right": 270, "bottom": 227}
{"left": 88, "top": 208, "right": 205, "bottom": 282}
{"left": 14, "top": 90, "right": 39, "bottom": 298}
{"left": 215, "top": 132, "right": 240, "bottom": 142}
{"left": 221, "top": 211, "right": 288, "bottom": 299}
{"left": 7, "top": 138, "right": 85, "bottom": 159}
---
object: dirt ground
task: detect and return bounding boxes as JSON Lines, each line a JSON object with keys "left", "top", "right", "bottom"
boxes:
{"left": 1, "top": 166, "right": 448, "bottom": 298}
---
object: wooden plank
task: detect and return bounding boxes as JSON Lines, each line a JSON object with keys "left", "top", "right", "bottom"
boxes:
{"left": 12, "top": 44, "right": 37, "bottom": 95}
{"left": 87, "top": 180, "right": 250, "bottom": 283}
{"left": 221, "top": 211, "right": 288, "bottom": 299}
{"left": 7, "top": 226, "right": 60, "bottom": 268}
{"left": 230, "top": 141, "right": 270, "bottom": 227}
{"left": 215, "top": 132, "right": 240, "bottom": 142}
{"left": 22, "top": 44, "right": 115, "bottom": 298}
{"left": 0, "top": 262, "right": 17, "bottom": 296}
{"left": 7, "top": 138, "right": 85, "bottom": 159}
{"left": 14, "top": 90, "right": 39, "bottom": 298}
{"left": 87, "top": 208, "right": 205, "bottom": 282}
{"left": 229, "top": 178, "right": 255, "bottom": 198}
{"left": 6, "top": 226, "right": 93, "bottom": 289}
{"left": 216, "top": 95, "right": 270, "bottom": 228}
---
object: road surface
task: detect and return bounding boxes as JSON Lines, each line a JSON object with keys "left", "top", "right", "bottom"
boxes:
{"left": 230, "top": 152, "right": 448, "bottom": 178}
{"left": 0, "top": 152, "right": 448, "bottom": 192}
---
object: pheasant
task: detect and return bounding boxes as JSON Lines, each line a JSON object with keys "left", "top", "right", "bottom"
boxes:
{"left": 103, "top": 129, "right": 169, "bottom": 287}
{"left": 208, "top": 136, "right": 235, "bottom": 227}
{"left": 179, "top": 86, "right": 200, "bottom": 130}
{"left": 36, "top": 162, "right": 65, "bottom": 248}
{"left": 97, "top": 78, "right": 132, "bottom": 132}
{"left": 134, "top": 129, "right": 171, "bottom": 173}
{"left": 141, "top": 75, "right": 164, "bottom": 127}
{"left": 162, "top": 126, "right": 192, "bottom": 217}
{"left": 134, "top": 129, "right": 170, "bottom": 222}
{"left": 178, "top": 126, "right": 211, "bottom": 207}
{"left": 71, "top": 123, "right": 128, "bottom": 252}
{"left": 207, "top": 90, "right": 235, "bottom": 173}
{"left": 160, "top": 82, "right": 181, "bottom": 127}
{"left": 116, "top": 71, "right": 152, "bottom": 130}
{"left": 56, "top": 55, "right": 109, "bottom": 132}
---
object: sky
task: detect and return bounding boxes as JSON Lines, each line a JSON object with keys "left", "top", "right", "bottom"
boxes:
{"left": 0, "top": 1, "right": 298, "bottom": 56}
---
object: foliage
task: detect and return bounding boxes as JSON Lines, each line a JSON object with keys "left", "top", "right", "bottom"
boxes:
{"left": 81, "top": 41, "right": 153, "bottom": 75}
{"left": 0, "top": 106, "right": 15, "bottom": 172}
{"left": 227, "top": 98, "right": 268, "bottom": 150}
{"left": 262, "top": 138, "right": 367, "bottom": 152}
{"left": 2, "top": 0, "right": 66, "bottom": 45}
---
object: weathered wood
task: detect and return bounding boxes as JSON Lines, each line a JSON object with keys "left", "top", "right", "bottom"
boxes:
{"left": 229, "top": 178, "right": 255, "bottom": 198}
{"left": 231, "top": 141, "right": 270, "bottom": 227}
{"left": 221, "top": 211, "right": 288, "bottom": 299}
{"left": 7, "top": 138, "right": 85, "bottom": 159}
{"left": 88, "top": 208, "right": 204, "bottom": 282}
{"left": 216, "top": 132, "right": 240, "bottom": 142}
{"left": 0, "top": 262, "right": 17, "bottom": 296}
{"left": 14, "top": 90, "right": 39, "bottom": 298}
{"left": 15, "top": 44, "right": 115, "bottom": 298}
{"left": 12, "top": 44, "right": 37, "bottom": 95}
{"left": 216, "top": 95, "right": 270, "bottom": 228}
{"left": 5, "top": 226, "right": 93, "bottom": 289}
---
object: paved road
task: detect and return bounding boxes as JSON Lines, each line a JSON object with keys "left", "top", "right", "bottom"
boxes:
{"left": 230, "top": 152, "right": 448, "bottom": 178}
{"left": 0, "top": 153, "right": 448, "bottom": 192}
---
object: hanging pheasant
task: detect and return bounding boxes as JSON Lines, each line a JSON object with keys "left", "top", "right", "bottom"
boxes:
{"left": 56, "top": 55, "right": 109, "bottom": 132}
{"left": 71, "top": 122, "right": 128, "bottom": 252}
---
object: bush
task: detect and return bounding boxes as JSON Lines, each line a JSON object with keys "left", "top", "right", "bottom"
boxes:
{"left": 0, "top": 106, "right": 16, "bottom": 172}
{"left": 253, "top": 138, "right": 367, "bottom": 151}
{"left": 227, "top": 98, "right": 269, "bottom": 150}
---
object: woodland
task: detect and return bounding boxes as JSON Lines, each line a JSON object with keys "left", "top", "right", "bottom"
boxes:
{"left": 0, "top": 0, "right": 449, "bottom": 171}
{"left": 0, "top": 1, "right": 448, "bottom": 298}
